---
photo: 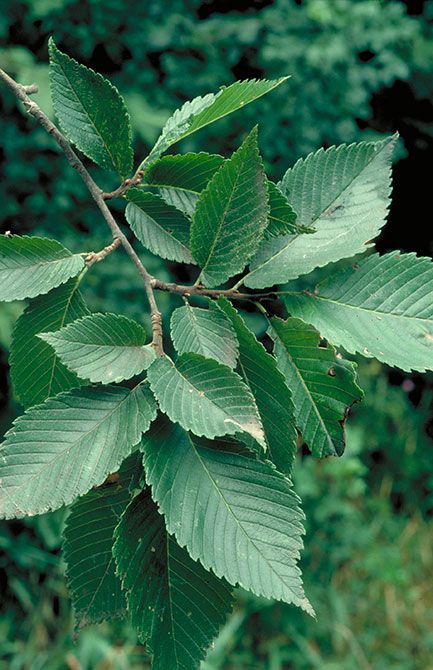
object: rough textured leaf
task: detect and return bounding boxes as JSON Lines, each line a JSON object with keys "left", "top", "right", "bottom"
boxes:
{"left": 144, "top": 78, "right": 288, "bottom": 166}
{"left": 170, "top": 302, "right": 239, "bottom": 368}
{"left": 147, "top": 353, "right": 265, "bottom": 445}
{"left": 39, "top": 313, "right": 155, "bottom": 384}
{"left": 0, "top": 383, "right": 157, "bottom": 519}
{"left": 0, "top": 235, "right": 85, "bottom": 302}
{"left": 269, "top": 317, "right": 363, "bottom": 458}
{"left": 63, "top": 452, "right": 142, "bottom": 629}
{"left": 114, "top": 488, "right": 233, "bottom": 669}
{"left": 142, "top": 419, "right": 313, "bottom": 614}
{"left": 125, "top": 189, "right": 194, "bottom": 264}
{"left": 190, "top": 127, "right": 269, "bottom": 287}
{"left": 217, "top": 298, "right": 297, "bottom": 472}
{"left": 266, "top": 181, "right": 298, "bottom": 238}
{"left": 285, "top": 252, "right": 433, "bottom": 372}
{"left": 10, "top": 279, "right": 89, "bottom": 409}
{"left": 49, "top": 38, "right": 133, "bottom": 176}
{"left": 243, "top": 137, "right": 395, "bottom": 288}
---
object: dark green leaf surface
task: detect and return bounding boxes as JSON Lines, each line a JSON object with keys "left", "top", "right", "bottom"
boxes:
{"left": 218, "top": 298, "right": 297, "bottom": 472}
{"left": 270, "top": 317, "right": 363, "bottom": 457}
{"left": 266, "top": 181, "right": 298, "bottom": 238}
{"left": 142, "top": 419, "right": 313, "bottom": 614}
{"left": 40, "top": 313, "right": 155, "bottom": 384}
{"left": 147, "top": 353, "right": 265, "bottom": 445}
{"left": 49, "top": 39, "right": 133, "bottom": 176}
{"left": 114, "top": 488, "right": 233, "bottom": 669}
{"left": 0, "top": 383, "right": 156, "bottom": 518}
{"left": 190, "top": 128, "right": 269, "bottom": 287}
{"left": 0, "top": 235, "right": 84, "bottom": 302}
{"left": 170, "top": 302, "right": 239, "bottom": 368}
{"left": 125, "top": 189, "right": 194, "bottom": 264}
{"left": 10, "top": 279, "right": 89, "bottom": 409}
{"left": 285, "top": 252, "right": 433, "bottom": 372}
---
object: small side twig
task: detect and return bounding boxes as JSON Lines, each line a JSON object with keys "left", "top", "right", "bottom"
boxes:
{"left": 102, "top": 170, "right": 144, "bottom": 200}
{"left": 85, "top": 237, "right": 122, "bottom": 266}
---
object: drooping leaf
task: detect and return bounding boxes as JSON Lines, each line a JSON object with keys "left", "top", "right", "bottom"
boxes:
{"left": 10, "top": 279, "right": 89, "bottom": 409}
{"left": 170, "top": 301, "right": 239, "bottom": 369}
{"left": 269, "top": 317, "right": 363, "bottom": 458}
{"left": 142, "top": 419, "right": 313, "bottom": 614}
{"left": 285, "top": 252, "right": 433, "bottom": 372}
{"left": 217, "top": 298, "right": 297, "bottom": 472}
{"left": 243, "top": 137, "right": 395, "bottom": 288}
{"left": 190, "top": 127, "right": 269, "bottom": 287}
{"left": 143, "top": 78, "right": 289, "bottom": 167}
{"left": 63, "top": 452, "right": 142, "bottom": 629}
{"left": 147, "top": 353, "right": 265, "bottom": 445}
{"left": 48, "top": 38, "right": 133, "bottom": 177}
{"left": 125, "top": 189, "right": 194, "bottom": 264}
{"left": 0, "top": 383, "right": 157, "bottom": 519}
{"left": 0, "top": 235, "right": 85, "bottom": 302}
{"left": 39, "top": 313, "right": 155, "bottom": 384}
{"left": 113, "top": 488, "right": 234, "bottom": 670}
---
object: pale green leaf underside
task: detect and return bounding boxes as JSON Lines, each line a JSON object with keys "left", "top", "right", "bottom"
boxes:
{"left": 114, "top": 488, "right": 233, "bottom": 670}
{"left": 190, "top": 128, "right": 269, "bottom": 287}
{"left": 144, "top": 78, "right": 288, "bottom": 167}
{"left": 10, "top": 279, "right": 89, "bottom": 409}
{"left": 285, "top": 252, "right": 433, "bottom": 372}
{"left": 244, "top": 137, "right": 395, "bottom": 288}
{"left": 217, "top": 298, "right": 297, "bottom": 473}
{"left": 0, "top": 235, "right": 84, "bottom": 302}
{"left": 270, "top": 317, "right": 363, "bottom": 458}
{"left": 142, "top": 419, "right": 313, "bottom": 614}
{"left": 0, "top": 384, "right": 157, "bottom": 518}
{"left": 39, "top": 312, "right": 155, "bottom": 384}
{"left": 170, "top": 302, "right": 239, "bottom": 369}
{"left": 125, "top": 189, "right": 194, "bottom": 264}
{"left": 147, "top": 353, "right": 265, "bottom": 446}
{"left": 63, "top": 453, "right": 141, "bottom": 629}
{"left": 48, "top": 38, "right": 133, "bottom": 177}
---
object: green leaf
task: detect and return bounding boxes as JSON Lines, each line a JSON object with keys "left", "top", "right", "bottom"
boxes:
{"left": 265, "top": 181, "right": 299, "bottom": 238}
{"left": 125, "top": 189, "right": 194, "bottom": 264}
{"left": 217, "top": 298, "right": 297, "bottom": 473}
{"left": 10, "top": 279, "right": 89, "bottom": 409}
{"left": 142, "top": 419, "right": 313, "bottom": 614}
{"left": 63, "top": 452, "right": 142, "bottom": 629}
{"left": 143, "top": 78, "right": 288, "bottom": 167}
{"left": 113, "top": 488, "right": 233, "bottom": 669}
{"left": 285, "top": 252, "right": 433, "bottom": 372}
{"left": 190, "top": 127, "right": 269, "bottom": 287}
{"left": 147, "top": 353, "right": 265, "bottom": 446}
{"left": 170, "top": 302, "right": 239, "bottom": 369}
{"left": 0, "top": 235, "right": 85, "bottom": 302}
{"left": 39, "top": 313, "right": 155, "bottom": 384}
{"left": 0, "top": 383, "right": 157, "bottom": 519}
{"left": 48, "top": 38, "right": 133, "bottom": 177}
{"left": 243, "top": 137, "right": 395, "bottom": 288}
{"left": 269, "top": 317, "right": 363, "bottom": 458}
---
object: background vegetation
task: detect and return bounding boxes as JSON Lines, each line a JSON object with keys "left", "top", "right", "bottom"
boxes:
{"left": 1, "top": 1, "right": 433, "bottom": 668}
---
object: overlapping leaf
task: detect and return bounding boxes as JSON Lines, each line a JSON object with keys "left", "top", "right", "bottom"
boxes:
{"left": 0, "top": 235, "right": 84, "bottom": 302}
{"left": 40, "top": 313, "right": 155, "bottom": 384}
{"left": 49, "top": 39, "right": 133, "bottom": 176}
{"left": 114, "top": 488, "right": 233, "bottom": 670}
{"left": 0, "top": 383, "right": 156, "bottom": 518}
{"left": 190, "top": 128, "right": 268, "bottom": 287}
{"left": 63, "top": 452, "right": 142, "bottom": 629}
{"left": 269, "top": 317, "right": 363, "bottom": 457}
{"left": 142, "top": 419, "right": 313, "bottom": 614}
{"left": 285, "top": 252, "right": 433, "bottom": 372}
{"left": 125, "top": 189, "right": 194, "bottom": 264}
{"left": 10, "top": 279, "right": 89, "bottom": 408}
{"left": 243, "top": 137, "right": 395, "bottom": 288}
{"left": 170, "top": 302, "right": 239, "bottom": 368}
{"left": 147, "top": 353, "right": 265, "bottom": 445}
{"left": 218, "top": 298, "right": 297, "bottom": 472}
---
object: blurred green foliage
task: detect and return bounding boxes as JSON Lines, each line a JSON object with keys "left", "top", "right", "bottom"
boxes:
{"left": 1, "top": 0, "right": 433, "bottom": 668}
